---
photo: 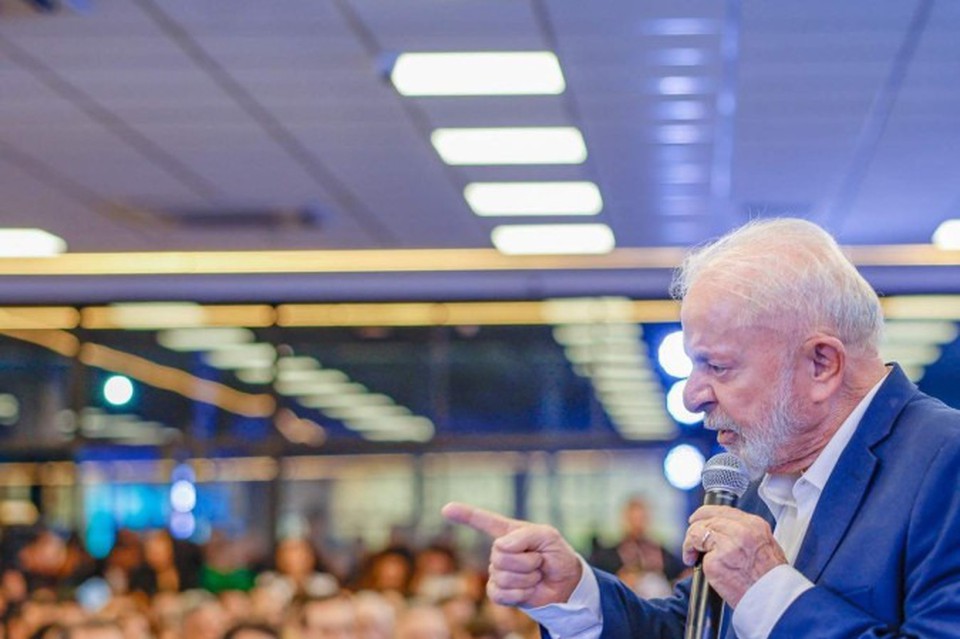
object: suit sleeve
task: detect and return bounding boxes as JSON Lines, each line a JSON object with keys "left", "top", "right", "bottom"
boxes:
{"left": 594, "top": 569, "right": 688, "bottom": 639}
{"left": 770, "top": 437, "right": 960, "bottom": 638}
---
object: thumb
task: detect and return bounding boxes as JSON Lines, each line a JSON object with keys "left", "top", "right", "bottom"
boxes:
{"left": 442, "top": 502, "right": 520, "bottom": 538}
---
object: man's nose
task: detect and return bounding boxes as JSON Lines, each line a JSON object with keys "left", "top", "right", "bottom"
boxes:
{"left": 683, "top": 369, "right": 714, "bottom": 414}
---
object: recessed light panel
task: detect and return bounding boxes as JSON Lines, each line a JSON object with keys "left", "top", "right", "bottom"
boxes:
{"left": 0, "top": 228, "right": 66, "bottom": 257}
{"left": 391, "top": 51, "right": 565, "bottom": 96}
{"left": 933, "top": 219, "right": 960, "bottom": 249}
{"left": 465, "top": 182, "right": 602, "bottom": 216}
{"left": 491, "top": 224, "right": 615, "bottom": 255}
{"left": 431, "top": 127, "right": 586, "bottom": 165}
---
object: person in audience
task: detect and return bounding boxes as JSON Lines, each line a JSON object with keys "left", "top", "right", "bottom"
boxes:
{"left": 64, "top": 620, "right": 124, "bottom": 639}
{"left": 352, "top": 591, "right": 395, "bottom": 639}
{"left": 394, "top": 605, "right": 451, "bottom": 639}
{"left": 298, "top": 593, "right": 358, "bottom": 639}
{"left": 588, "top": 495, "right": 685, "bottom": 598}
{"left": 100, "top": 531, "right": 144, "bottom": 597}
{"left": 200, "top": 534, "right": 256, "bottom": 595}
{"left": 179, "top": 590, "right": 228, "bottom": 639}
{"left": 220, "top": 621, "right": 280, "bottom": 639}
{"left": 353, "top": 548, "right": 413, "bottom": 601}
{"left": 264, "top": 537, "right": 337, "bottom": 600}
{"left": 129, "top": 530, "right": 198, "bottom": 596}
{"left": 409, "top": 545, "right": 459, "bottom": 602}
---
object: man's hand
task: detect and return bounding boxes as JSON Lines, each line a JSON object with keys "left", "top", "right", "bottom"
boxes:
{"left": 681, "top": 505, "right": 787, "bottom": 608}
{"left": 442, "top": 502, "right": 583, "bottom": 608}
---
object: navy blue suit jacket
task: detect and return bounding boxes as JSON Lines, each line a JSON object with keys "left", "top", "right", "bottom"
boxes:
{"left": 595, "top": 365, "right": 960, "bottom": 638}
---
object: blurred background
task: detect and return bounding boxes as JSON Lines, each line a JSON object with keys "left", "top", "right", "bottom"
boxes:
{"left": 1, "top": 1, "right": 960, "bottom": 638}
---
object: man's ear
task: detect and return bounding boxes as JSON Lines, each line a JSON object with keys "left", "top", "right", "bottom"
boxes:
{"left": 803, "top": 335, "right": 845, "bottom": 403}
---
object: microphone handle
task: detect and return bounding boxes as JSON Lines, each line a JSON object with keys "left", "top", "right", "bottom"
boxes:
{"left": 684, "top": 489, "right": 739, "bottom": 639}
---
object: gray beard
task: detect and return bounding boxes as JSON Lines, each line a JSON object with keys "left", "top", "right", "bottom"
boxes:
{"left": 704, "top": 376, "right": 801, "bottom": 480}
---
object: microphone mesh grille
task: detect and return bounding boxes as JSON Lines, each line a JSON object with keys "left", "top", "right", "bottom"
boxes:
{"left": 701, "top": 452, "right": 750, "bottom": 497}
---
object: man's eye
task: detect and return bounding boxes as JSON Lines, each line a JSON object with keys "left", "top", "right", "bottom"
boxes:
{"left": 707, "top": 364, "right": 726, "bottom": 373}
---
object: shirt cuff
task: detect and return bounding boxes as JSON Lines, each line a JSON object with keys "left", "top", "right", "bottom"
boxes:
{"left": 731, "top": 564, "right": 813, "bottom": 639}
{"left": 523, "top": 555, "right": 602, "bottom": 639}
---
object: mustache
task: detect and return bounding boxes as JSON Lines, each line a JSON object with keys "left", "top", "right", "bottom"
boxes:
{"left": 704, "top": 412, "right": 740, "bottom": 433}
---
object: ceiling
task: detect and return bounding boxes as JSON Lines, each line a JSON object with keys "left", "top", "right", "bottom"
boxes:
{"left": 1, "top": 0, "right": 960, "bottom": 457}
{"left": 1, "top": 0, "right": 959, "bottom": 305}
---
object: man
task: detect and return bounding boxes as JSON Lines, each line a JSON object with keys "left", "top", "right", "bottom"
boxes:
{"left": 443, "top": 218, "right": 960, "bottom": 638}
{"left": 588, "top": 495, "right": 685, "bottom": 598}
{"left": 299, "top": 593, "right": 359, "bottom": 639}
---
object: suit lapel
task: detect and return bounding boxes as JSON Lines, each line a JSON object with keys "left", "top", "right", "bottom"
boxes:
{"left": 792, "top": 365, "right": 916, "bottom": 582}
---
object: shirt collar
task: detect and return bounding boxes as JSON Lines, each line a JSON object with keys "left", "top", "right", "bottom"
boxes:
{"left": 759, "top": 370, "right": 889, "bottom": 503}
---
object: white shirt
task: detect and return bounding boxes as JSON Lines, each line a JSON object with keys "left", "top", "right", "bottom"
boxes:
{"left": 526, "top": 373, "right": 888, "bottom": 639}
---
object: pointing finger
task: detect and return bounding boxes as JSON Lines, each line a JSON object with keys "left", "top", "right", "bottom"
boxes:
{"left": 442, "top": 502, "right": 519, "bottom": 538}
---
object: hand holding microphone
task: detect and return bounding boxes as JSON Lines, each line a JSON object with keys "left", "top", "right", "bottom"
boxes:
{"left": 682, "top": 453, "right": 787, "bottom": 639}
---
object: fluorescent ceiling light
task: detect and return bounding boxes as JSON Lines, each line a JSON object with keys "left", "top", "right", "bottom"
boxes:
{"left": 391, "top": 51, "right": 565, "bottom": 96}
{"left": 651, "top": 48, "right": 707, "bottom": 66}
{"left": 277, "top": 356, "right": 319, "bottom": 371}
{"left": 882, "top": 320, "right": 958, "bottom": 343}
{"left": 933, "top": 219, "right": 960, "bottom": 249}
{"left": 643, "top": 19, "right": 717, "bottom": 36}
{"left": 157, "top": 327, "right": 255, "bottom": 352}
{"left": 0, "top": 229, "right": 66, "bottom": 257}
{"left": 491, "top": 224, "right": 615, "bottom": 255}
{"left": 655, "top": 100, "right": 707, "bottom": 120}
{"left": 276, "top": 368, "right": 349, "bottom": 385}
{"left": 235, "top": 368, "right": 275, "bottom": 385}
{"left": 103, "top": 303, "right": 206, "bottom": 330}
{"left": 465, "top": 182, "right": 602, "bottom": 216}
{"left": 657, "top": 77, "right": 708, "bottom": 95}
{"left": 657, "top": 124, "right": 706, "bottom": 144}
{"left": 204, "top": 343, "right": 277, "bottom": 370}
{"left": 431, "top": 127, "right": 586, "bottom": 165}
{"left": 326, "top": 404, "right": 410, "bottom": 422}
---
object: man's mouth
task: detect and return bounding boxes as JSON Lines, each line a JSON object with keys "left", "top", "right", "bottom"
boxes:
{"left": 716, "top": 429, "right": 738, "bottom": 446}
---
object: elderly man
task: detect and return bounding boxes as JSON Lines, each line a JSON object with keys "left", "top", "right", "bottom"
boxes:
{"left": 444, "top": 218, "right": 960, "bottom": 638}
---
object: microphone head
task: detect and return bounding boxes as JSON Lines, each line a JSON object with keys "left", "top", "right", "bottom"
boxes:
{"left": 701, "top": 452, "right": 750, "bottom": 497}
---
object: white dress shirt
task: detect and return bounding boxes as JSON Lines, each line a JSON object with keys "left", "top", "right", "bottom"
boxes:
{"left": 526, "top": 373, "right": 888, "bottom": 639}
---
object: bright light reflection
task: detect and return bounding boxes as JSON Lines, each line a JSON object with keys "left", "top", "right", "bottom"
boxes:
{"left": 432, "top": 127, "right": 587, "bottom": 165}
{"left": 933, "top": 219, "right": 960, "bottom": 250}
{"left": 492, "top": 224, "right": 615, "bottom": 256}
{"left": 658, "top": 330, "right": 692, "bottom": 378}
{"left": 663, "top": 444, "right": 705, "bottom": 490}
{"left": 465, "top": 182, "right": 603, "bottom": 216}
{"left": 667, "top": 379, "right": 703, "bottom": 424}
{"left": 391, "top": 51, "right": 565, "bottom": 96}
{"left": 0, "top": 228, "right": 67, "bottom": 257}
{"left": 657, "top": 124, "right": 706, "bottom": 144}
{"left": 158, "top": 327, "right": 254, "bottom": 352}
{"left": 170, "top": 512, "right": 196, "bottom": 539}
{"left": 103, "top": 375, "right": 134, "bottom": 406}
{"left": 170, "top": 480, "right": 196, "bottom": 513}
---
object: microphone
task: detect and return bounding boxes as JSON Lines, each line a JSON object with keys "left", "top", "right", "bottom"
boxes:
{"left": 684, "top": 453, "right": 750, "bottom": 639}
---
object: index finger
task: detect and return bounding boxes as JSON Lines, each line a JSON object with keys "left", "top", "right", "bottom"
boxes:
{"left": 442, "top": 502, "right": 520, "bottom": 538}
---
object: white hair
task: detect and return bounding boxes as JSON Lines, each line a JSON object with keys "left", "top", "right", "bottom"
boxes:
{"left": 670, "top": 218, "right": 883, "bottom": 352}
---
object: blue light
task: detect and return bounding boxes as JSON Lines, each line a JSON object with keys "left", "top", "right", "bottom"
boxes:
{"left": 102, "top": 375, "right": 134, "bottom": 406}
{"left": 169, "top": 511, "right": 196, "bottom": 539}
{"left": 170, "top": 480, "right": 197, "bottom": 513}
{"left": 171, "top": 463, "right": 195, "bottom": 483}
{"left": 85, "top": 511, "right": 116, "bottom": 559}
{"left": 658, "top": 330, "right": 692, "bottom": 378}
{"left": 663, "top": 444, "right": 705, "bottom": 490}
{"left": 666, "top": 379, "right": 704, "bottom": 425}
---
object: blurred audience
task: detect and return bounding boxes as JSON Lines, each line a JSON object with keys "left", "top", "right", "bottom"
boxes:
{"left": 0, "top": 496, "right": 682, "bottom": 639}
{"left": 588, "top": 495, "right": 685, "bottom": 598}
{"left": 298, "top": 593, "right": 358, "bottom": 639}
{"left": 395, "top": 605, "right": 450, "bottom": 639}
